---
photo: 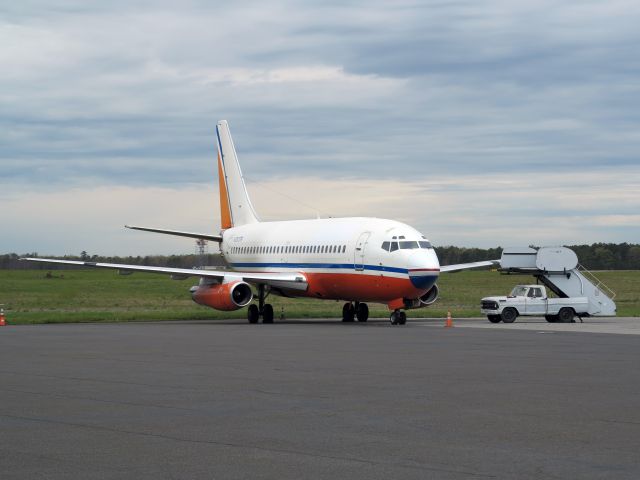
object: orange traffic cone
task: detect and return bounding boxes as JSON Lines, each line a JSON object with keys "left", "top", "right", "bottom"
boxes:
{"left": 445, "top": 310, "right": 453, "bottom": 328}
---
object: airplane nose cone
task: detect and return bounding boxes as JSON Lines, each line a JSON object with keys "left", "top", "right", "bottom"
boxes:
{"left": 407, "top": 250, "right": 440, "bottom": 290}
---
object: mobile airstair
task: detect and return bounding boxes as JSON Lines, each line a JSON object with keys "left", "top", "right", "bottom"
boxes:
{"left": 499, "top": 246, "right": 616, "bottom": 316}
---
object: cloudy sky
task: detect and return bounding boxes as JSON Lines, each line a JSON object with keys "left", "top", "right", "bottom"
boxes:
{"left": 1, "top": 0, "right": 639, "bottom": 255}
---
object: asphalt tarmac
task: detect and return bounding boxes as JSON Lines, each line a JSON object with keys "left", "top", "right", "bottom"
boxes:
{"left": 1, "top": 318, "right": 639, "bottom": 479}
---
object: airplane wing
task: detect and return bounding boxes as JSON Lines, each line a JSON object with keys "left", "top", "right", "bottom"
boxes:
{"left": 440, "top": 260, "right": 499, "bottom": 273}
{"left": 20, "top": 258, "right": 308, "bottom": 291}
{"left": 124, "top": 225, "right": 223, "bottom": 243}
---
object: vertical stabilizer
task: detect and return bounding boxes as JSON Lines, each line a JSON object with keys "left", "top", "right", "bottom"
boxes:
{"left": 216, "top": 120, "right": 260, "bottom": 228}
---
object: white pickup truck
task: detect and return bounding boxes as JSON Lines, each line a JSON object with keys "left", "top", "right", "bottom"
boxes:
{"left": 480, "top": 285, "right": 589, "bottom": 323}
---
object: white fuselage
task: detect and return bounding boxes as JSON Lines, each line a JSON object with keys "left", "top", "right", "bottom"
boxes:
{"left": 220, "top": 217, "right": 440, "bottom": 306}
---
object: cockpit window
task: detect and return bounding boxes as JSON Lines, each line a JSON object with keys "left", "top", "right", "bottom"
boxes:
{"left": 385, "top": 239, "right": 432, "bottom": 252}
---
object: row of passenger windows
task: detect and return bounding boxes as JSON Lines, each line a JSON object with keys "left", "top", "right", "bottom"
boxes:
{"left": 231, "top": 244, "right": 347, "bottom": 255}
{"left": 380, "top": 240, "right": 433, "bottom": 252}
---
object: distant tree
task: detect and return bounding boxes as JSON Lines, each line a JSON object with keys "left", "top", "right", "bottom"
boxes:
{"left": 628, "top": 246, "right": 640, "bottom": 270}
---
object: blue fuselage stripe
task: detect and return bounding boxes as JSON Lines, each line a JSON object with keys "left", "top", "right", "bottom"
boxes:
{"left": 230, "top": 262, "right": 412, "bottom": 274}
{"left": 227, "top": 262, "right": 440, "bottom": 276}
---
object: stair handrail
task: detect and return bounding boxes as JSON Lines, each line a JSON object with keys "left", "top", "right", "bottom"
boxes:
{"left": 576, "top": 264, "right": 616, "bottom": 299}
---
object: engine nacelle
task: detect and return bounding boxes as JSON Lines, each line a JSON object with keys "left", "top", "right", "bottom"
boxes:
{"left": 402, "top": 284, "right": 440, "bottom": 310}
{"left": 191, "top": 281, "right": 253, "bottom": 311}
{"left": 419, "top": 284, "right": 439, "bottom": 306}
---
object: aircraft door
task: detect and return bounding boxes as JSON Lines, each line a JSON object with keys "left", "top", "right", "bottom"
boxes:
{"left": 354, "top": 232, "right": 371, "bottom": 271}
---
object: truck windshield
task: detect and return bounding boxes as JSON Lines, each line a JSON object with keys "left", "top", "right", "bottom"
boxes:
{"left": 510, "top": 286, "right": 528, "bottom": 297}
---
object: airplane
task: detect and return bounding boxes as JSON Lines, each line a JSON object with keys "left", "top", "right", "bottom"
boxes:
{"left": 23, "top": 120, "right": 496, "bottom": 325}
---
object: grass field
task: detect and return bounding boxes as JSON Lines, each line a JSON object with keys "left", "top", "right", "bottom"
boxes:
{"left": 1, "top": 269, "right": 638, "bottom": 324}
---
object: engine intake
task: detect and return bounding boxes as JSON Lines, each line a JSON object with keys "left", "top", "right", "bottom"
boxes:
{"left": 192, "top": 281, "right": 253, "bottom": 311}
{"left": 419, "top": 284, "right": 439, "bottom": 306}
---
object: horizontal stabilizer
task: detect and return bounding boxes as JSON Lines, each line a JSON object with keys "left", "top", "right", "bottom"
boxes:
{"left": 440, "top": 260, "right": 499, "bottom": 273}
{"left": 125, "top": 225, "right": 222, "bottom": 243}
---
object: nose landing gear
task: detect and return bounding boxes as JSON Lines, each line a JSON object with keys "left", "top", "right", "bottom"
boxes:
{"left": 390, "top": 309, "right": 407, "bottom": 325}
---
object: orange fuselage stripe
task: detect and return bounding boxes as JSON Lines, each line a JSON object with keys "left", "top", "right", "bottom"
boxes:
{"left": 296, "top": 272, "right": 433, "bottom": 303}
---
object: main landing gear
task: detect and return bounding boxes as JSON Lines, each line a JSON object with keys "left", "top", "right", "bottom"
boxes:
{"left": 389, "top": 309, "right": 407, "bottom": 325}
{"left": 342, "top": 302, "right": 369, "bottom": 323}
{"left": 248, "top": 285, "right": 274, "bottom": 324}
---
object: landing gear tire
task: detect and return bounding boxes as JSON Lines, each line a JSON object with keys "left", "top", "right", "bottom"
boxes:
{"left": 501, "top": 307, "right": 518, "bottom": 324}
{"left": 558, "top": 307, "right": 574, "bottom": 323}
{"left": 356, "top": 303, "right": 369, "bottom": 322}
{"left": 262, "top": 304, "right": 274, "bottom": 324}
{"left": 342, "top": 302, "right": 355, "bottom": 322}
{"left": 248, "top": 304, "right": 260, "bottom": 324}
{"left": 545, "top": 315, "right": 559, "bottom": 323}
{"left": 390, "top": 310, "right": 406, "bottom": 325}
{"left": 488, "top": 315, "right": 501, "bottom": 323}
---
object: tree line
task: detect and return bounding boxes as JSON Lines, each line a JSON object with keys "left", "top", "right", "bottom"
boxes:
{"left": 1, "top": 243, "right": 639, "bottom": 270}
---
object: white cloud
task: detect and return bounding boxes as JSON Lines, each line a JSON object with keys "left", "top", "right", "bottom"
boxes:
{"left": 1, "top": 0, "right": 639, "bottom": 253}
{"left": 2, "top": 167, "right": 638, "bottom": 254}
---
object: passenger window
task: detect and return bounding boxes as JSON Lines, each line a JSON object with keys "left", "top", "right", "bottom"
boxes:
{"left": 342, "top": 245, "right": 346, "bottom": 253}
{"left": 527, "top": 289, "right": 535, "bottom": 298}
{"left": 381, "top": 241, "right": 390, "bottom": 251}
{"left": 390, "top": 242, "right": 398, "bottom": 252}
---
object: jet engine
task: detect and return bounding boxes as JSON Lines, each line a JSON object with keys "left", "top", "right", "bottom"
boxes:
{"left": 419, "top": 284, "right": 439, "bottom": 306}
{"left": 403, "top": 284, "right": 440, "bottom": 309}
{"left": 191, "top": 281, "right": 253, "bottom": 311}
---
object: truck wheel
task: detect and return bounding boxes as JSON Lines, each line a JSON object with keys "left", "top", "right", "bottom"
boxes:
{"left": 545, "top": 315, "right": 558, "bottom": 323}
{"left": 487, "top": 315, "right": 501, "bottom": 323}
{"left": 501, "top": 308, "right": 518, "bottom": 323}
{"left": 558, "top": 308, "right": 574, "bottom": 323}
